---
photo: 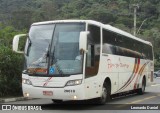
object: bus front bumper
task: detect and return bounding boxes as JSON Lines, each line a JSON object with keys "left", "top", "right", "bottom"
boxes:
{"left": 22, "top": 84, "right": 86, "bottom": 100}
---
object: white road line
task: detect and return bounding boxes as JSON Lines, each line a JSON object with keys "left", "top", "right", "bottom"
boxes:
{"left": 116, "top": 95, "right": 160, "bottom": 108}
{"left": 151, "top": 84, "right": 160, "bottom": 87}
{"left": 125, "top": 96, "right": 157, "bottom": 104}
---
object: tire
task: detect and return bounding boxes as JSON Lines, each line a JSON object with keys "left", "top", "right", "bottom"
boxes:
{"left": 96, "top": 82, "right": 111, "bottom": 104}
{"left": 52, "top": 99, "right": 63, "bottom": 104}
{"left": 137, "top": 77, "right": 146, "bottom": 95}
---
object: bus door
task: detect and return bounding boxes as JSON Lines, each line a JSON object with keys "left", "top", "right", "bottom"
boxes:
{"left": 84, "top": 24, "right": 101, "bottom": 98}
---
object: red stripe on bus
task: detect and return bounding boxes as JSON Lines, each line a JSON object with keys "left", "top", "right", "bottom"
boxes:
{"left": 122, "top": 58, "right": 140, "bottom": 90}
{"left": 134, "top": 61, "right": 149, "bottom": 89}
{"left": 115, "top": 58, "right": 138, "bottom": 93}
{"left": 43, "top": 77, "right": 53, "bottom": 87}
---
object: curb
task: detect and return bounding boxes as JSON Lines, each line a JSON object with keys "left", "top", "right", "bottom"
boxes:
{"left": 0, "top": 97, "right": 33, "bottom": 103}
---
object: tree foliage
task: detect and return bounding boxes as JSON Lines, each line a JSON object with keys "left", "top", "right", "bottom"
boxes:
{"left": 0, "top": 24, "right": 25, "bottom": 97}
{"left": 0, "top": 46, "right": 23, "bottom": 97}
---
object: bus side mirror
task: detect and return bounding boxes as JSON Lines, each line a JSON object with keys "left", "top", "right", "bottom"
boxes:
{"left": 79, "top": 31, "right": 89, "bottom": 53}
{"left": 12, "top": 34, "right": 26, "bottom": 54}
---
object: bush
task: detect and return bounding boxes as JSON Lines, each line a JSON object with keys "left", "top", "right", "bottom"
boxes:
{"left": 0, "top": 46, "right": 23, "bottom": 97}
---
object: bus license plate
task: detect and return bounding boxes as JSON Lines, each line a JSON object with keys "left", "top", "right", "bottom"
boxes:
{"left": 43, "top": 91, "right": 53, "bottom": 96}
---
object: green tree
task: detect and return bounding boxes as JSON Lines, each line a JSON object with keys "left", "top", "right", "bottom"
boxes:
{"left": 0, "top": 46, "right": 23, "bottom": 97}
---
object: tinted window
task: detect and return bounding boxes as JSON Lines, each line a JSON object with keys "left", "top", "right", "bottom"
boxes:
{"left": 102, "top": 29, "right": 153, "bottom": 60}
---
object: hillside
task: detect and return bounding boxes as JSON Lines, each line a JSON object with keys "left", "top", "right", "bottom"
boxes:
{"left": 0, "top": 0, "right": 160, "bottom": 67}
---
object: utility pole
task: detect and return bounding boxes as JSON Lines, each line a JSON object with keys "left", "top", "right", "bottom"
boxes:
{"left": 133, "top": 4, "right": 139, "bottom": 36}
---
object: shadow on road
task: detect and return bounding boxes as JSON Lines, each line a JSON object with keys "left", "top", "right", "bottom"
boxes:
{"left": 41, "top": 100, "right": 105, "bottom": 110}
{"left": 41, "top": 92, "right": 154, "bottom": 110}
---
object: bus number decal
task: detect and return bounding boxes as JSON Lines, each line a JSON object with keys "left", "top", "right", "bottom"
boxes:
{"left": 64, "top": 90, "right": 75, "bottom": 93}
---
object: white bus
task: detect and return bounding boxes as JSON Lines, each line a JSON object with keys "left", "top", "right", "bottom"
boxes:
{"left": 13, "top": 20, "right": 154, "bottom": 104}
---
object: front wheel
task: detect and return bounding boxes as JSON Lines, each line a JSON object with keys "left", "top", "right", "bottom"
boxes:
{"left": 96, "top": 83, "right": 111, "bottom": 104}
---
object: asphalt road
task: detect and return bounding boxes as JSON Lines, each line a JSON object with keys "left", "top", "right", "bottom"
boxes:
{"left": 1, "top": 78, "right": 160, "bottom": 113}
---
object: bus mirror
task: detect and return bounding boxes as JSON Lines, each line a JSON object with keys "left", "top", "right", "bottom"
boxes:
{"left": 12, "top": 34, "right": 26, "bottom": 54}
{"left": 79, "top": 31, "right": 89, "bottom": 52}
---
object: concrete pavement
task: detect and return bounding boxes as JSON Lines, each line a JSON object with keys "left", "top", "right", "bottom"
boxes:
{"left": 0, "top": 97, "right": 33, "bottom": 103}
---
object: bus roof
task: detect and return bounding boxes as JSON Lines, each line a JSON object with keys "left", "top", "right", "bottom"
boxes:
{"left": 32, "top": 20, "right": 102, "bottom": 26}
{"left": 32, "top": 20, "right": 152, "bottom": 46}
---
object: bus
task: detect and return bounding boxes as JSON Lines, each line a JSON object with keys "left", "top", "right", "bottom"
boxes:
{"left": 12, "top": 20, "right": 154, "bottom": 104}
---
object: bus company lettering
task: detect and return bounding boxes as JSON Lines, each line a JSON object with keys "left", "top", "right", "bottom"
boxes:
{"left": 107, "top": 59, "right": 129, "bottom": 69}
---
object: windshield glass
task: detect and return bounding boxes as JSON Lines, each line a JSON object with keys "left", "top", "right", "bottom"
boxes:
{"left": 25, "top": 23, "right": 85, "bottom": 76}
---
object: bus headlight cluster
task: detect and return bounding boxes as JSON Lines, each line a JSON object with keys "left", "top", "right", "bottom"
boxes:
{"left": 22, "top": 78, "right": 32, "bottom": 85}
{"left": 66, "top": 79, "right": 82, "bottom": 86}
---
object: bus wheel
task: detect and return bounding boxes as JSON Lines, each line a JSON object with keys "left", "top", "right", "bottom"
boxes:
{"left": 137, "top": 77, "right": 146, "bottom": 95}
{"left": 97, "top": 82, "right": 110, "bottom": 104}
{"left": 52, "top": 99, "right": 63, "bottom": 104}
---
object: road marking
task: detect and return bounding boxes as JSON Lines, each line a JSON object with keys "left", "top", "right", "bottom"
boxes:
{"left": 116, "top": 96, "right": 157, "bottom": 108}
{"left": 125, "top": 96, "right": 157, "bottom": 104}
{"left": 151, "top": 84, "right": 160, "bottom": 87}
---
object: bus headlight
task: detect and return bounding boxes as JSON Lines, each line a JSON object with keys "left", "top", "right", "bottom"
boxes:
{"left": 66, "top": 79, "right": 82, "bottom": 86}
{"left": 22, "top": 79, "right": 32, "bottom": 85}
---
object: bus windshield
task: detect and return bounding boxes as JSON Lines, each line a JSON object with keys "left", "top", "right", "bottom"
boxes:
{"left": 25, "top": 23, "right": 85, "bottom": 76}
